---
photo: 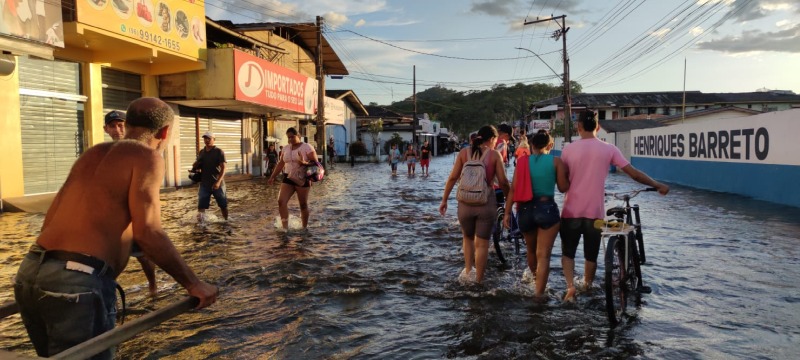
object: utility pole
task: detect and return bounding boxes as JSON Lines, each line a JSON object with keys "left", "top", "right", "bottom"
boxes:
{"left": 315, "top": 16, "right": 326, "bottom": 164}
{"left": 524, "top": 15, "right": 571, "bottom": 142}
{"left": 413, "top": 65, "right": 417, "bottom": 147}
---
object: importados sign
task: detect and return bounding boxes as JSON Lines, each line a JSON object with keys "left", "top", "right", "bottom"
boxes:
{"left": 234, "top": 50, "right": 318, "bottom": 115}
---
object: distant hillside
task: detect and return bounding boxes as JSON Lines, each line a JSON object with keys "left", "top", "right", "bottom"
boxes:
{"left": 374, "top": 82, "right": 581, "bottom": 137}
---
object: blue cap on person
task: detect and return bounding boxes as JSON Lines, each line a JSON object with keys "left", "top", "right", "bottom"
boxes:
{"left": 202, "top": 131, "right": 214, "bottom": 139}
{"left": 104, "top": 110, "right": 125, "bottom": 125}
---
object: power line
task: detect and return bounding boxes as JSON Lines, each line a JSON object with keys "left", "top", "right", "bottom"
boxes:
{"left": 336, "top": 29, "right": 545, "bottom": 61}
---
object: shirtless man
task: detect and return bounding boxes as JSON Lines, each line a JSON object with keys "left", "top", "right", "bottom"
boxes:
{"left": 104, "top": 110, "right": 158, "bottom": 296}
{"left": 14, "top": 98, "right": 218, "bottom": 359}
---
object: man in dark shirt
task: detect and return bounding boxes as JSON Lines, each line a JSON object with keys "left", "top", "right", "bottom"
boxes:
{"left": 194, "top": 132, "right": 228, "bottom": 221}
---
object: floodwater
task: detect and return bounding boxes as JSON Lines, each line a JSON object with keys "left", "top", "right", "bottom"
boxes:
{"left": 1, "top": 155, "right": 799, "bottom": 359}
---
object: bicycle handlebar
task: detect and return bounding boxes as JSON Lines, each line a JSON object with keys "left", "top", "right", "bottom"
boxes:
{"left": 605, "top": 187, "right": 657, "bottom": 200}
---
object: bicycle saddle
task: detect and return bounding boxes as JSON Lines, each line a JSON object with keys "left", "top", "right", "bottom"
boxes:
{"left": 606, "top": 206, "right": 626, "bottom": 218}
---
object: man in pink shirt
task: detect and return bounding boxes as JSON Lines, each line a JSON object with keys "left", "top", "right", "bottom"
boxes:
{"left": 560, "top": 110, "right": 669, "bottom": 302}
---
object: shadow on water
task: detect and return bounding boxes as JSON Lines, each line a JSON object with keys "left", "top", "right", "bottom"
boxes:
{"left": 1, "top": 157, "right": 799, "bottom": 359}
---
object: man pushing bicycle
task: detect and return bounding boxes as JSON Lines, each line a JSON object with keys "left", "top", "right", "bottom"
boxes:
{"left": 559, "top": 110, "right": 669, "bottom": 302}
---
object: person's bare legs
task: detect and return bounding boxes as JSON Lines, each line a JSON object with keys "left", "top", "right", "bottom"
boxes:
{"left": 523, "top": 230, "right": 538, "bottom": 280}
{"left": 277, "top": 183, "right": 296, "bottom": 229}
{"left": 136, "top": 256, "right": 157, "bottom": 296}
{"left": 220, "top": 207, "right": 229, "bottom": 220}
{"left": 584, "top": 261, "right": 597, "bottom": 289}
{"left": 295, "top": 186, "right": 311, "bottom": 229}
{"left": 462, "top": 235, "right": 475, "bottom": 276}
{"left": 535, "top": 224, "right": 559, "bottom": 298}
{"left": 474, "top": 237, "right": 490, "bottom": 283}
{"left": 562, "top": 256, "right": 576, "bottom": 301}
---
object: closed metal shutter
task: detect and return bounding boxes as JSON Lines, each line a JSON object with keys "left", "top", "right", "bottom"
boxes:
{"left": 101, "top": 68, "right": 142, "bottom": 141}
{"left": 176, "top": 107, "right": 242, "bottom": 184}
{"left": 178, "top": 114, "right": 207, "bottom": 186}
{"left": 210, "top": 118, "right": 243, "bottom": 175}
{"left": 18, "top": 56, "right": 84, "bottom": 195}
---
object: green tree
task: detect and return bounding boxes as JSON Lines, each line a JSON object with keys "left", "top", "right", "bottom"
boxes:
{"left": 382, "top": 81, "right": 576, "bottom": 138}
{"left": 366, "top": 118, "right": 383, "bottom": 160}
{"left": 384, "top": 132, "right": 405, "bottom": 154}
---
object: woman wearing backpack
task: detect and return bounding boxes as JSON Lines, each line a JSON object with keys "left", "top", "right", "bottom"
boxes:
{"left": 439, "top": 125, "right": 510, "bottom": 284}
{"left": 504, "top": 130, "right": 569, "bottom": 300}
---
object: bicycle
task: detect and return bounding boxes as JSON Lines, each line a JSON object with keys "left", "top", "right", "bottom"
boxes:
{"left": 599, "top": 187, "right": 656, "bottom": 327}
{"left": 491, "top": 190, "right": 525, "bottom": 265}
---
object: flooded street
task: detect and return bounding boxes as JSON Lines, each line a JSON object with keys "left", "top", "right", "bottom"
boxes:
{"left": 1, "top": 155, "right": 799, "bottom": 359}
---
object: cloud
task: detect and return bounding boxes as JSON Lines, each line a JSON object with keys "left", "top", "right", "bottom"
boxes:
{"left": 718, "top": 0, "right": 799, "bottom": 22}
{"left": 323, "top": 12, "right": 349, "bottom": 27}
{"left": 470, "top": 0, "right": 520, "bottom": 17}
{"left": 470, "top": 0, "right": 588, "bottom": 17}
{"left": 650, "top": 28, "right": 671, "bottom": 39}
{"left": 354, "top": 19, "right": 366, "bottom": 27}
{"left": 690, "top": 27, "right": 705, "bottom": 36}
{"left": 362, "top": 18, "right": 420, "bottom": 27}
{"left": 695, "top": 24, "right": 800, "bottom": 53}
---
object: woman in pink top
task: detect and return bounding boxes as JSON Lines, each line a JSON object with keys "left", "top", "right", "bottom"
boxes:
{"left": 268, "top": 127, "right": 319, "bottom": 230}
{"left": 439, "top": 125, "right": 510, "bottom": 284}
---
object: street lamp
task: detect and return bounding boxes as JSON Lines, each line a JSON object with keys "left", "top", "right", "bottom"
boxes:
{"left": 515, "top": 47, "right": 561, "bottom": 79}
{"left": 515, "top": 45, "right": 572, "bottom": 142}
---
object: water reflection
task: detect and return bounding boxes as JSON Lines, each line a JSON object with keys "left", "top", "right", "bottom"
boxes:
{"left": 1, "top": 157, "right": 799, "bottom": 359}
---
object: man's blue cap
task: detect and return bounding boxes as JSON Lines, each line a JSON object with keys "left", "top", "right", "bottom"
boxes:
{"left": 104, "top": 110, "right": 126, "bottom": 125}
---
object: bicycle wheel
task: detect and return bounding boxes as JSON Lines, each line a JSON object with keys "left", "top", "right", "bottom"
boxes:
{"left": 635, "top": 228, "right": 647, "bottom": 264}
{"left": 511, "top": 214, "right": 523, "bottom": 255}
{"left": 492, "top": 208, "right": 507, "bottom": 265}
{"left": 605, "top": 235, "right": 627, "bottom": 327}
{"left": 628, "top": 231, "right": 643, "bottom": 292}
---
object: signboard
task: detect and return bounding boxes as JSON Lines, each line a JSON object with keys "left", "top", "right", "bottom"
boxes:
{"left": 1, "top": 0, "right": 64, "bottom": 47}
{"left": 530, "top": 120, "right": 551, "bottom": 130}
{"left": 234, "top": 50, "right": 318, "bottom": 115}
{"left": 631, "top": 109, "right": 800, "bottom": 166}
{"left": 76, "top": 0, "right": 205, "bottom": 58}
{"left": 324, "top": 97, "right": 345, "bottom": 125}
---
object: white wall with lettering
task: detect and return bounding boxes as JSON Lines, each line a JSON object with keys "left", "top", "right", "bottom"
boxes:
{"left": 630, "top": 108, "right": 800, "bottom": 166}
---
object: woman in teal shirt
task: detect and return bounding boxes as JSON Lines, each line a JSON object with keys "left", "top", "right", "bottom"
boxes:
{"left": 505, "top": 130, "right": 569, "bottom": 299}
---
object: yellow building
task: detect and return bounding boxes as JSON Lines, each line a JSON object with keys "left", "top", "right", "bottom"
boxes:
{"left": 1, "top": 0, "right": 206, "bottom": 208}
{"left": 1, "top": 3, "right": 352, "bottom": 208}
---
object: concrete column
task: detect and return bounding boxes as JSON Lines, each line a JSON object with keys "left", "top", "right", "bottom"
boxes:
{"left": 0, "top": 55, "right": 24, "bottom": 199}
{"left": 82, "top": 62, "right": 104, "bottom": 147}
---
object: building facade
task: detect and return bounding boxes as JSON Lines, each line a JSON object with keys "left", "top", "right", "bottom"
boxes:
{"left": 1, "top": 6, "right": 350, "bottom": 205}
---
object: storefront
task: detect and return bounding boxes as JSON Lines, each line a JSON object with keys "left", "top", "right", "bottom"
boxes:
{"left": 178, "top": 107, "right": 244, "bottom": 178}
{"left": 161, "top": 47, "right": 319, "bottom": 183}
{"left": 18, "top": 56, "right": 85, "bottom": 194}
{"left": 0, "top": 0, "right": 209, "bottom": 205}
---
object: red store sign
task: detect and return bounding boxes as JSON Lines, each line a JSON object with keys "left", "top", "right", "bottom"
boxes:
{"left": 234, "top": 50, "right": 318, "bottom": 114}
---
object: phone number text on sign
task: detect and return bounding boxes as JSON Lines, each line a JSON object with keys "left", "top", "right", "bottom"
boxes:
{"left": 121, "top": 24, "right": 181, "bottom": 52}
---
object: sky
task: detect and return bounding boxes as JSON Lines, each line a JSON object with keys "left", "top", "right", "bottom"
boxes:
{"left": 205, "top": 0, "right": 800, "bottom": 106}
